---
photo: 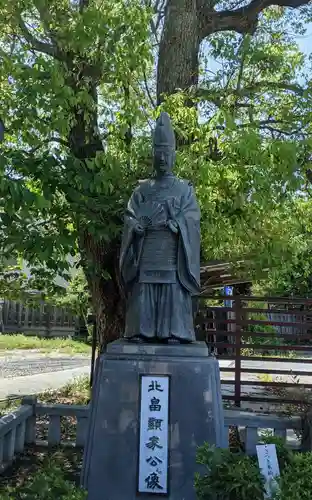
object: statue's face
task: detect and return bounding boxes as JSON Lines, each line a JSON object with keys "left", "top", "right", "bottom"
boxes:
{"left": 153, "top": 146, "right": 175, "bottom": 174}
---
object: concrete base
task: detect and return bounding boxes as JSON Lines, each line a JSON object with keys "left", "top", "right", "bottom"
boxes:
{"left": 81, "top": 340, "right": 226, "bottom": 500}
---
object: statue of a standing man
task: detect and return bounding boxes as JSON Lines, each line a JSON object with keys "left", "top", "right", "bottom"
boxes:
{"left": 119, "top": 112, "right": 200, "bottom": 343}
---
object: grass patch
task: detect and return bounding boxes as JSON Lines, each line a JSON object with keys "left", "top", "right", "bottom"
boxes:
{"left": 0, "top": 375, "right": 90, "bottom": 416}
{"left": 0, "top": 334, "right": 91, "bottom": 355}
{"left": 40, "top": 376, "right": 91, "bottom": 406}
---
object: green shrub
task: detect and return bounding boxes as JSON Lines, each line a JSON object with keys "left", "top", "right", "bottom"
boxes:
{"left": 195, "top": 443, "right": 265, "bottom": 500}
{"left": 0, "top": 460, "right": 87, "bottom": 500}
{"left": 195, "top": 439, "right": 312, "bottom": 500}
{"left": 273, "top": 452, "right": 312, "bottom": 500}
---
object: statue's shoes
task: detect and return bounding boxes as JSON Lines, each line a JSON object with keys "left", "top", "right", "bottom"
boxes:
{"left": 166, "top": 338, "right": 181, "bottom": 345}
{"left": 127, "top": 336, "right": 145, "bottom": 344}
{"left": 166, "top": 337, "right": 193, "bottom": 345}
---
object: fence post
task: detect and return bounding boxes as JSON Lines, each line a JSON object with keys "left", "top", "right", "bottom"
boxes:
{"left": 45, "top": 304, "right": 52, "bottom": 337}
{"left": 234, "top": 296, "right": 242, "bottom": 407}
{"left": 3, "top": 300, "right": 9, "bottom": 326}
{"left": 76, "top": 416, "right": 88, "bottom": 447}
{"left": 15, "top": 421, "right": 26, "bottom": 453}
{"left": 0, "top": 433, "right": 3, "bottom": 464}
{"left": 0, "top": 298, "right": 3, "bottom": 334}
{"left": 301, "top": 409, "right": 312, "bottom": 452}
{"left": 244, "top": 427, "right": 259, "bottom": 455}
{"left": 89, "top": 315, "right": 97, "bottom": 388}
{"left": 3, "top": 428, "right": 16, "bottom": 463}
{"left": 48, "top": 415, "right": 62, "bottom": 445}
{"left": 22, "top": 396, "right": 37, "bottom": 444}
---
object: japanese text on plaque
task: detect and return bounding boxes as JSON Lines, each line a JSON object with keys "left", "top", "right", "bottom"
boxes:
{"left": 138, "top": 376, "right": 169, "bottom": 494}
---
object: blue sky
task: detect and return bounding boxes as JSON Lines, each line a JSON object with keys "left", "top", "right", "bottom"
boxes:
{"left": 295, "top": 22, "right": 312, "bottom": 56}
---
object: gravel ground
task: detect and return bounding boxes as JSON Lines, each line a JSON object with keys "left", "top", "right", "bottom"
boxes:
{"left": 0, "top": 351, "right": 90, "bottom": 379}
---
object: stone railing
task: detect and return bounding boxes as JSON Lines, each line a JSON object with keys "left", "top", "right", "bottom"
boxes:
{"left": 0, "top": 404, "right": 34, "bottom": 473}
{"left": 35, "top": 402, "right": 89, "bottom": 447}
{"left": 0, "top": 397, "right": 88, "bottom": 473}
{"left": 225, "top": 410, "right": 301, "bottom": 455}
{"left": 0, "top": 398, "right": 302, "bottom": 473}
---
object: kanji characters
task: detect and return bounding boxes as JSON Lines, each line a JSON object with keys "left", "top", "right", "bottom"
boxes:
{"left": 146, "top": 436, "right": 163, "bottom": 451}
{"left": 148, "top": 417, "right": 163, "bottom": 431}
{"left": 146, "top": 456, "right": 163, "bottom": 467}
{"left": 149, "top": 397, "right": 161, "bottom": 411}
{"left": 145, "top": 472, "right": 163, "bottom": 490}
{"left": 148, "top": 380, "right": 163, "bottom": 392}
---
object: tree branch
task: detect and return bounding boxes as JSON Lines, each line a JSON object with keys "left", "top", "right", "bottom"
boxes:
{"left": 0, "top": 118, "right": 5, "bottom": 143}
{"left": 216, "top": 118, "right": 306, "bottom": 137}
{"left": 17, "top": 12, "right": 58, "bottom": 58}
{"left": 33, "top": 0, "right": 53, "bottom": 34}
{"left": 25, "top": 137, "right": 70, "bottom": 155}
{"left": 200, "top": 0, "right": 311, "bottom": 38}
{"left": 261, "top": 125, "right": 304, "bottom": 136}
{"left": 79, "top": 0, "right": 90, "bottom": 14}
{"left": 236, "top": 35, "right": 251, "bottom": 94}
{"left": 237, "top": 82, "right": 306, "bottom": 97}
{"left": 147, "top": 0, "right": 167, "bottom": 44}
{"left": 196, "top": 81, "right": 307, "bottom": 105}
{"left": 31, "top": 1, "right": 77, "bottom": 68}
{"left": 143, "top": 70, "right": 157, "bottom": 108}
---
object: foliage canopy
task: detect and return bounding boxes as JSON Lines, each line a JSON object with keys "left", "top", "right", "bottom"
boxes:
{"left": 0, "top": 1, "right": 312, "bottom": 334}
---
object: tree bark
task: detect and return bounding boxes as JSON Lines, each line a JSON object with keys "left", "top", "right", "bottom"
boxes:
{"left": 80, "top": 231, "right": 124, "bottom": 350}
{"left": 157, "top": 0, "right": 200, "bottom": 104}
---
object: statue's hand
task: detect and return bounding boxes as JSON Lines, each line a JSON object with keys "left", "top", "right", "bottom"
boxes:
{"left": 134, "top": 223, "right": 144, "bottom": 235}
{"left": 167, "top": 219, "right": 178, "bottom": 234}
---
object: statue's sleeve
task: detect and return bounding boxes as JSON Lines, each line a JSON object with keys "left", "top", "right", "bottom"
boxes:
{"left": 119, "top": 188, "right": 143, "bottom": 286}
{"left": 176, "top": 182, "right": 201, "bottom": 295}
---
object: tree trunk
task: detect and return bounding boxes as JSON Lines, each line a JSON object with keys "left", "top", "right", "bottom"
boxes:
{"left": 157, "top": 0, "right": 200, "bottom": 104}
{"left": 67, "top": 80, "right": 125, "bottom": 351}
{"left": 80, "top": 231, "right": 124, "bottom": 350}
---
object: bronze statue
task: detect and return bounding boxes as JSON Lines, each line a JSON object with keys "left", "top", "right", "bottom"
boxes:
{"left": 119, "top": 112, "right": 200, "bottom": 343}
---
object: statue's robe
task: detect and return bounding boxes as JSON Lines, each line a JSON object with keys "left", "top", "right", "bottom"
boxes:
{"left": 119, "top": 174, "right": 200, "bottom": 341}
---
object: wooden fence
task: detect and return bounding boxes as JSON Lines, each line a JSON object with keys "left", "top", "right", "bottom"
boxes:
{"left": 0, "top": 397, "right": 302, "bottom": 474}
{"left": 196, "top": 295, "right": 312, "bottom": 408}
{"left": 0, "top": 299, "right": 77, "bottom": 337}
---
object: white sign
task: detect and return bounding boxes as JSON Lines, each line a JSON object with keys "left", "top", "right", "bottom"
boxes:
{"left": 256, "top": 444, "right": 280, "bottom": 498}
{"left": 138, "top": 375, "right": 170, "bottom": 495}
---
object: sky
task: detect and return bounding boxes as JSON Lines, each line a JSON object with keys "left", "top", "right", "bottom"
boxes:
{"left": 295, "top": 22, "right": 312, "bottom": 56}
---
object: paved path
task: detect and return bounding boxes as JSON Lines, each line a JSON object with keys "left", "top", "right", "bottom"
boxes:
{"left": 220, "top": 358, "right": 312, "bottom": 374}
{"left": 1, "top": 351, "right": 311, "bottom": 403}
{"left": 0, "top": 350, "right": 90, "bottom": 400}
{"left": 0, "top": 366, "right": 91, "bottom": 400}
{"left": 0, "top": 350, "right": 90, "bottom": 379}
{"left": 219, "top": 357, "right": 312, "bottom": 411}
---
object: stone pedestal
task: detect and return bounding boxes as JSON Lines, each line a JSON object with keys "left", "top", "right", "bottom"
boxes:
{"left": 81, "top": 340, "right": 226, "bottom": 500}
